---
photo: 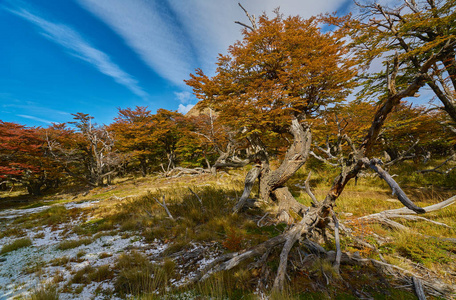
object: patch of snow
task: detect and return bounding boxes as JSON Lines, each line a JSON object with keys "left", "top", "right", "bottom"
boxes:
{"left": 0, "top": 198, "right": 173, "bottom": 300}
{"left": 63, "top": 200, "right": 100, "bottom": 210}
{"left": 0, "top": 205, "right": 50, "bottom": 220}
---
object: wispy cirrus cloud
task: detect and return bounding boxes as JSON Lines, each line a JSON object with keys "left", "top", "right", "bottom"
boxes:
{"left": 4, "top": 3, "right": 148, "bottom": 99}
{"left": 16, "top": 114, "right": 53, "bottom": 124}
{"left": 77, "top": 0, "right": 347, "bottom": 89}
{"left": 77, "top": 0, "right": 197, "bottom": 87}
{"left": 2, "top": 102, "right": 70, "bottom": 116}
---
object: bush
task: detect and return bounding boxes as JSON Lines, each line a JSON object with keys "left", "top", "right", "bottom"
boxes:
{"left": 114, "top": 251, "right": 166, "bottom": 296}
{"left": 0, "top": 237, "right": 32, "bottom": 254}
{"left": 57, "top": 238, "right": 92, "bottom": 250}
{"left": 29, "top": 285, "right": 58, "bottom": 300}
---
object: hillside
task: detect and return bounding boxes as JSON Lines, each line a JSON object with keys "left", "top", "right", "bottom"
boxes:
{"left": 1, "top": 164, "right": 455, "bottom": 299}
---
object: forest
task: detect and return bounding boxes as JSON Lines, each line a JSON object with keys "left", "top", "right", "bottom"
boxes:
{"left": 1, "top": 0, "right": 456, "bottom": 299}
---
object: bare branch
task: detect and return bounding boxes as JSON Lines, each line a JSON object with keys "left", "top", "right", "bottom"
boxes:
{"left": 237, "top": 3, "right": 257, "bottom": 31}
{"left": 233, "top": 165, "right": 261, "bottom": 213}
{"left": 188, "top": 188, "right": 203, "bottom": 205}
{"left": 363, "top": 158, "right": 425, "bottom": 213}
{"left": 154, "top": 195, "right": 174, "bottom": 220}
{"left": 413, "top": 276, "right": 427, "bottom": 300}
{"left": 304, "top": 171, "right": 319, "bottom": 205}
{"left": 332, "top": 210, "right": 342, "bottom": 274}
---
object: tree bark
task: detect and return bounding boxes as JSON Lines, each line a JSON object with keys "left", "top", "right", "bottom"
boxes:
{"left": 234, "top": 118, "right": 312, "bottom": 219}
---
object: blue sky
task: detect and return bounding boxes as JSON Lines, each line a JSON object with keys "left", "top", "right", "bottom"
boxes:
{"left": 1, "top": 0, "right": 352, "bottom": 127}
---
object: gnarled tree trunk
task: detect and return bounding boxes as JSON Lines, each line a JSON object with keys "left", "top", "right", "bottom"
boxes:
{"left": 234, "top": 118, "right": 312, "bottom": 221}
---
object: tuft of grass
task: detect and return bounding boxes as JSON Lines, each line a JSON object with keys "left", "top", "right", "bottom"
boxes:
{"left": 57, "top": 238, "right": 93, "bottom": 250}
{"left": 71, "top": 265, "right": 95, "bottom": 284}
{"left": 29, "top": 285, "right": 58, "bottom": 300}
{"left": 14, "top": 206, "right": 72, "bottom": 228}
{"left": 50, "top": 256, "right": 70, "bottom": 266}
{"left": 98, "top": 252, "right": 112, "bottom": 259}
{"left": 89, "top": 264, "right": 114, "bottom": 282}
{"left": 0, "top": 227, "right": 26, "bottom": 239}
{"left": 0, "top": 237, "right": 32, "bottom": 254}
{"left": 114, "top": 251, "right": 167, "bottom": 297}
{"left": 70, "top": 264, "right": 114, "bottom": 285}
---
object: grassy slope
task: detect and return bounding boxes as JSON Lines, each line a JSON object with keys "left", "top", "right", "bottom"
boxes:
{"left": 0, "top": 161, "right": 455, "bottom": 299}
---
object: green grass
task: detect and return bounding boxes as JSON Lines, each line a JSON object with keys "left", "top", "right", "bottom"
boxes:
{"left": 70, "top": 264, "right": 114, "bottom": 284}
{"left": 57, "top": 238, "right": 93, "bottom": 250}
{"left": 0, "top": 237, "right": 32, "bottom": 254}
{"left": 0, "top": 158, "right": 454, "bottom": 299}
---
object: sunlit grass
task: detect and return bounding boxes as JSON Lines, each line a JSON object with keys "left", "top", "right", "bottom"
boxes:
{"left": 0, "top": 158, "right": 455, "bottom": 298}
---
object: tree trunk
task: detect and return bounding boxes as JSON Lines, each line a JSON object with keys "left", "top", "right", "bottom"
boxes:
{"left": 234, "top": 118, "right": 312, "bottom": 219}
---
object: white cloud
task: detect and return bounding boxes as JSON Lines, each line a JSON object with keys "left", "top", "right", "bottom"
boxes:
{"left": 16, "top": 114, "right": 53, "bottom": 124}
{"left": 3, "top": 103, "right": 70, "bottom": 116}
{"left": 77, "top": 0, "right": 345, "bottom": 85}
{"left": 174, "top": 91, "right": 192, "bottom": 104}
{"left": 178, "top": 103, "right": 194, "bottom": 115}
{"left": 6, "top": 4, "right": 148, "bottom": 99}
{"left": 77, "top": 0, "right": 196, "bottom": 87}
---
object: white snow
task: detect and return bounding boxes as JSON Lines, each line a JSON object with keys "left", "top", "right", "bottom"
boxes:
{"left": 0, "top": 199, "right": 169, "bottom": 300}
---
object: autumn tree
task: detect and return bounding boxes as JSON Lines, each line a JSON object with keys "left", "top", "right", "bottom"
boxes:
{"left": 46, "top": 114, "right": 123, "bottom": 187}
{"left": 350, "top": 0, "right": 456, "bottom": 130}
{"left": 182, "top": 5, "right": 456, "bottom": 293}
{"left": 311, "top": 101, "right": 454, "bottom": 168}
{"left": 148, "top": 109, "right": 189, "bottom": 173}
{"left": 341, "top": 0, "right": 456, "bottom": 174}
{"left": 187, "top": 12, "right": 356, "bottom": 220}
{"left": 186, "top": 105, "right": 249, "bottom": 174}
{"left": 110, "top": 106, "right": 156, "bottom": 176}
{"left": 0, "top": 121, "right": 61, "bottom": 195}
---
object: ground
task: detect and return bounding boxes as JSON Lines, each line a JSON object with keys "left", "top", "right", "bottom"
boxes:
{"left": 0, "top": 163, "right": 455, "bottom": 299}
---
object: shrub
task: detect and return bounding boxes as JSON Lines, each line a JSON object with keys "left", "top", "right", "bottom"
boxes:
{"left": 0, "top": 237, "right": 32, "bottom": 254}
{"left": 114, "top": 251, "right": 166, "bottom": 296}
{"left": 29, "top": 285, "right": 58, "bottom": 300}
{"left": 57, "top": 238, "right": 92, "bottom": 250}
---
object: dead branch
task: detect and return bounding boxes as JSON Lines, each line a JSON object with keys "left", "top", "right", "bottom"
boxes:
{"left": 363, "top": 158, "right": 425, "bottom": 213}
{"left": 188, "top": 188, "right": 203, "bottom": 205}
{"left": 384, "top": 139, "right": 420, "bottom": 167}
{"left": 153, "top": 195, "right": 174, "bottom": 220}
{"left": 235, "top": 3, "right": 257, "bottom": 31}
{"left": 256, "top": 212, "right": 270, "bottom": 227}
{"left": 273, "top": 216, "right": 307, "bottom": 290}
{"left": 233, "top": 165, "right": 262, "bottom": 213}
{"left": 165, "top": 167, "right": 211, "bottom": 178}
{"left": 413, "top": 276, "right": 427, "bottom": 300}
{"left": 332, "top": 211, "right": 342, "bottom": 274}
{"left": 309, "top": 150, "right": 339, "bottom": 167}
{"left": 417, "top": 153, "right": 456, "bottom": 175}
{"left": 356, "top": 195, "right": 456, "bottom": 230}
{"left": 304, "top": 171, "right": 319, "bottom": 205}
